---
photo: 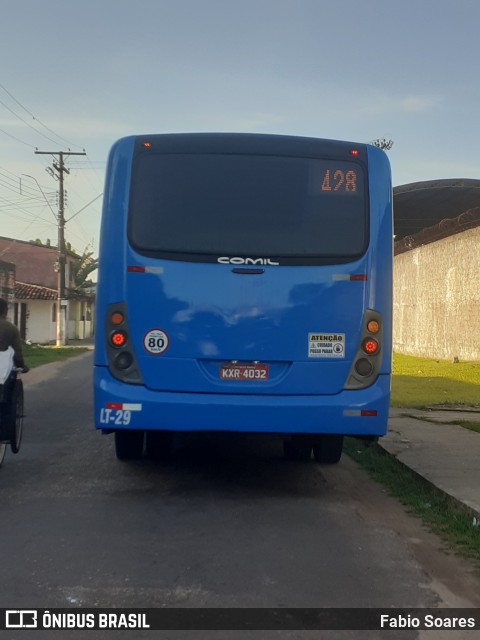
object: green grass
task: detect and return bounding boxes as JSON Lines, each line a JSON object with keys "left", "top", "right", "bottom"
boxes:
{"left": 345, "top": 438, "right": 480, "bottom": 564}
{"left": 455, "top": 421, "right": 480, "bottom": 434}
{"left": 350, "top": 352, "right": 480, "bottom": 565}
{"left": 391, "top": 353, "right": 480, "bottom": 407}
{"left": 23, "top": 343, "right": 89, "bottom": 369}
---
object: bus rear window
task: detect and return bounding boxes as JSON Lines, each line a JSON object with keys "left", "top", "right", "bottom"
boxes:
{"left": 128, "top": 153, "right": 367, "bottom": 265}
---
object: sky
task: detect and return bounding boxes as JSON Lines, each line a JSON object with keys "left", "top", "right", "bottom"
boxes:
{"left": 0, "top": 0, "right": 479, "bottom": 255}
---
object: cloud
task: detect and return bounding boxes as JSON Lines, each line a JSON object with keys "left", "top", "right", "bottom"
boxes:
{"left": 170, "top": 111, "right": 287, "bottom": 133}
{"left": 47, "top": 116, "right": 131, "bottom": 140}
{"left": 361, "top": 93, "right": 441, "bottom": 116}
{"left": 399, "top": 96, "right": 438, "bottom": 113}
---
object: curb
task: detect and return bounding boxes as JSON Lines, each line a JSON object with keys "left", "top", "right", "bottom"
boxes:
{"left": 377, "top": 440, "right": 480, "bottom": 522}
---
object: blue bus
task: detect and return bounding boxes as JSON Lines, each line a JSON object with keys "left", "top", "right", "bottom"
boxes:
{"left": 94, "top": 133, "right": 393, "bottom": 464}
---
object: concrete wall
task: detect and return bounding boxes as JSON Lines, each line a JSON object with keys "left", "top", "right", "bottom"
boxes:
{"left": 67, "top": 300, "right": 95, "bottom": 340}
{"left": 25, "top": 300, "right": 57, "bottom": 344}
{"left": 68, "top": 319, "right": 93, "bottom": 340}
{"left": 393, "top": 226, "right": 480, "bottom": 361}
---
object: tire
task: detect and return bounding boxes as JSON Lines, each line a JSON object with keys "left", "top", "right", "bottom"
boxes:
{"left": 283, "top": 436, "right": 312, "bottom": 461}
{"left": 355, "top": 435, "right": 379, "bottom": 447}
{"left": 312, "top": 434, "right": 343, "bottom": 464}
{"left": 114, "top": 429, "right": 145, "bottom": 460}
{"left": 0, "top": 379, "right": 24, "bottom": 455}
{"left": 145, "top": 430, "right": 173, "bottom": 461}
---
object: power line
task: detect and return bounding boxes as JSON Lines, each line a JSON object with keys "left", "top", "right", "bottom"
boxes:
{"left": 0, "top": 165, "right": 53, "bottom": 193}
{"left": 0, "top": 207, "right": 43, "bottom": 224}
{"left": 11, "top": 215, "right": 57, "bottom": 246}
{"left": 0, "top": 171, "right": 44, "bottom": 197}
{"left": 66, "top": 193, "right": 103, "bottom": 222}
{"left": 0, "top": 194, "right": 55, "bottom": 225}
{"left": 0, "top": 172, "right": 36, "bottom": 191}
{"left": 0, "top": 203, "right": 50, "bottom": 216}
{"left": 21, "top": 174, "right": 57, "bottom": 221}
{"left": 0, "top": 177, "right": 40, "bottom": 199}
{"left": 0, "top": 125, "right": 36, "bottom": 148}
{"left": 0, "top": 82, "right": 84, "bottom": 150}
{"left": 69, "top": 154, "right": 105, "bottom": 191}
{"left": 0, "top": 96, "right": 68, "bottom": 148}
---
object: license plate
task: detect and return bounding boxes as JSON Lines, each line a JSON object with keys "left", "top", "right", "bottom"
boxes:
{"left": 220, "top": 363, "right": 269, "bottom": 381}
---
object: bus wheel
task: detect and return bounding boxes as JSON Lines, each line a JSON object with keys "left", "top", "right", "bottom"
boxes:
{"left": 283, "top": 436, "right": 312, "bottom": 461}
{"left": 0, "top": 442, "right": 6, "bottom": 466}
{"left": 145, "top": 430, "right": 173, "bottom": 460}
{"left": 114, "top": 430, "right": 145, "bottom": 460}
{"left": 312, "top": 435, "right": 343, "bottom": 464}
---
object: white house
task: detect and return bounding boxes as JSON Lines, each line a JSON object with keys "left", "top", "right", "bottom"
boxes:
{"left": 0, "top": 237, "right": 95, "bottom": 344}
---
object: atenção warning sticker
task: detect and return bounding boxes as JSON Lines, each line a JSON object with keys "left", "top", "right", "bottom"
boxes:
{"left": 308, "top": 333, "right": 345, "bottom": 358}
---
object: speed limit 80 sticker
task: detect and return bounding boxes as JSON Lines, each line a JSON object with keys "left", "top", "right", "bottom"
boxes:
{"left": 143, "top": 329, "right": 169, "bottom": 355}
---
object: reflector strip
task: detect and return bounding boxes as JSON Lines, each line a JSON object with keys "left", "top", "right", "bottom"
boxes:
{"left": 343, "top": 409, "right": 378, "bottom": 417}
{"left": 127, "top": 266, "right": 163, "bottom": 274}
{"left": 332, "top": 274, "right": 368, "bottom": 281}
{"left": 106, "top": 402, "right": 142, "bottom": 411}
{"left": 350, "top": 274, "right": 368, "bottom": 281}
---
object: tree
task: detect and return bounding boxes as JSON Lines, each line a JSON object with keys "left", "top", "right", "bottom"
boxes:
{"left": 72, "top": 248, "right": 98, "bottom": 293}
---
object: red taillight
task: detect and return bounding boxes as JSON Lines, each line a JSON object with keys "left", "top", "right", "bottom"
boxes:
{"left": 111, "top": 331, "right": 127, "bottom": 348}
{"left": 363, "top": 338, "right": 379, "bottom": 355}
{"left": 350, "top": 149, "right": 359, "bottom": 156}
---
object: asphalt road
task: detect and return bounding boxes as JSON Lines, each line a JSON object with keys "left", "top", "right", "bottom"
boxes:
{"left": 1, "top": 352, "right": 479, "bottom": 639}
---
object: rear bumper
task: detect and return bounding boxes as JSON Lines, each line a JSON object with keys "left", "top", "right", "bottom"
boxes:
{"left": 94, "top": 367, "right": 390, "bottom": 436}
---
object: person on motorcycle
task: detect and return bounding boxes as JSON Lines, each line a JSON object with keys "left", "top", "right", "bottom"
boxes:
{"left": 0, "top": 298, "right": 29, "bottom": 373}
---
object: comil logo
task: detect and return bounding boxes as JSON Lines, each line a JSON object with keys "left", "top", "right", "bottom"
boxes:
{"left": 6, "top": 610, "right": 38, "bottom": 628}
{"left": 217, "top": 257, "right": 280, "bottom": 266}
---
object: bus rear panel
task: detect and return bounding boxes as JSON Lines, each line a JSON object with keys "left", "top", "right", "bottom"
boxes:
{"left": 94, "top": 133, "right": 393, "bottom": 462}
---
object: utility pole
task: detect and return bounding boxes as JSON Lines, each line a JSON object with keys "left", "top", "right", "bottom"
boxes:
{"left": 35, "top": 149, "right": 86, "bottom": 346}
